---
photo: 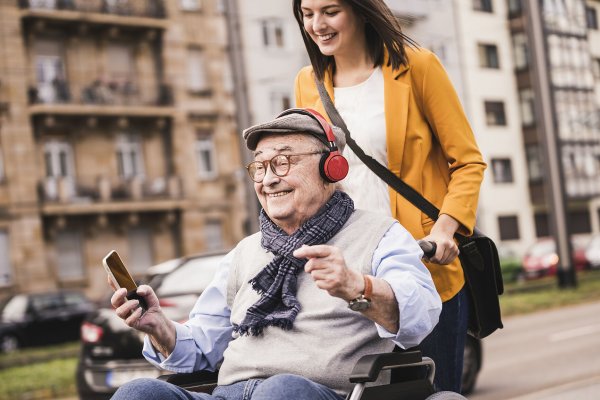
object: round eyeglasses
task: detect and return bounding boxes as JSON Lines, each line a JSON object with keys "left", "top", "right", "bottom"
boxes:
{"left": 246, "top": 152, "right": 325, "bottom": 183}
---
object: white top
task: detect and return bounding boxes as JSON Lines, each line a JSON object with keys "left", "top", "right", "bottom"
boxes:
{"left": 334, "top": 67, "right": 392, "bottom": 216}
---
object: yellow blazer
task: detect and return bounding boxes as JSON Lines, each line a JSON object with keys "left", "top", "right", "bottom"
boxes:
{"left": 294, "top": 47, "right": 486, "bottom": 302}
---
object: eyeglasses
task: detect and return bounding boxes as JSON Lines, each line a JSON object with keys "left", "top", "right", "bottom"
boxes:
{"left": 246, "top": 151, "right": 325, "bottom": 183}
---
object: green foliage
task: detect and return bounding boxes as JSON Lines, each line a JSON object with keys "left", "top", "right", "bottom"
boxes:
{"left": 0, "top": 341, "right": 80, "bottom": 368}
{"left": 0, "top": 358, "right": 77, "bottom": 399}
{"left": 500, "top": 258, "right": 523, "bottom": 283}
{"left": 500, "top": 269, "right": 600, "bottom": 316}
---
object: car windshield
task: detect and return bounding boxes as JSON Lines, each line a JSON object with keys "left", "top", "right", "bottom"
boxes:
{"left": 155, "top": 255, "right": 222, "bottom": 296}
{"left": 1, "top": 295, "right": 27, "bottom": 322}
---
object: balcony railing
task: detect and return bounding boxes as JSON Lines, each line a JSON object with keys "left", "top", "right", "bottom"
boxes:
{"left": 20, "top": 0, "right": 166, "bottom": 19}
{"left": 29, "top": 79, "right": 173, "bottom": 107}
{"left": 39, "top": 175, "right": 182, "bottom": 204}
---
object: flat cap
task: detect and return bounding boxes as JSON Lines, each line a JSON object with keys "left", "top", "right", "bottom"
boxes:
{"left": 242, "top": 111, "right": 345, "bottom": 151}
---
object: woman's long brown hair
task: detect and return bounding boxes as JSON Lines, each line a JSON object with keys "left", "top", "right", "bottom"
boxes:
{"left": 292, "top": 0, "right": 417, "bottom": 81}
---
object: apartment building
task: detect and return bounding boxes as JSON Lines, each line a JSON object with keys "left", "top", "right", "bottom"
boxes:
{"left": 383, "top": 1, "right": 538, "bottom": 257}
{"left": 507, "top": 0, "right": 600, "bottom": 241}
{"left": 0, "top": 0, "right": 247, "bottom": 299}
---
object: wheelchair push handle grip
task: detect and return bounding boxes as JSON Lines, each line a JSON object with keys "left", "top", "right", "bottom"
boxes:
{"left": 418, "top": 240, "right": 437, "bottom": 259}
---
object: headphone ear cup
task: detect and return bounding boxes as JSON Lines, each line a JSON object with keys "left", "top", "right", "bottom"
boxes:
{"left": 320, "top": 152, "right": 349, "bottom": 183}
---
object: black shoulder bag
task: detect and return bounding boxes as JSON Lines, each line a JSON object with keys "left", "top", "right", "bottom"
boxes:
{"left": 316, "top": 80, "right": 503, "bottom": 339}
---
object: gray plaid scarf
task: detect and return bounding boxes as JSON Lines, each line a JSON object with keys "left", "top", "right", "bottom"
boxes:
{"left": 233, "top": 190, "right": 354, "bottom": 336}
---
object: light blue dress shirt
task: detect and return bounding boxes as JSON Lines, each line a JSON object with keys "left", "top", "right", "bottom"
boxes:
{"left": 143, "top": 221, "right": 442, "bottom": 373}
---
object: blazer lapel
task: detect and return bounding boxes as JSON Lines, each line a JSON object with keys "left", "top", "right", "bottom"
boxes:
{"left": 383, "top": 63, "right": 410, "bottom": 174}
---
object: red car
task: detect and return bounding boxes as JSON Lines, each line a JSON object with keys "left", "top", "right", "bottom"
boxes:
{"left": 522, "top": 237, "right": 590, "bottom": 279}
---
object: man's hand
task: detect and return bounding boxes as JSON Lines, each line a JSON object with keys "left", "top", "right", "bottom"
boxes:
{"left": 422, "top": 214, "right": 460, "bottom": 264}
{"left": 109, "top": 283, "right": 176, "bottom": 357}
{"left": 293, "top": 244, "right": 399, "bottom": 332}
{"left": 293, "top": 244, "right": 363, "bottom": 302}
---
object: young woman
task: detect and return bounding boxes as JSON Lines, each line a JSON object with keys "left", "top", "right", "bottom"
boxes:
{"left": 292, "top": 0, "right": 487, "bottom": 393}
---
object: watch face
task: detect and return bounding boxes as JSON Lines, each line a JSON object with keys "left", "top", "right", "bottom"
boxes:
{"left": 349, "top": 298, "right": 371, "bottom": 311}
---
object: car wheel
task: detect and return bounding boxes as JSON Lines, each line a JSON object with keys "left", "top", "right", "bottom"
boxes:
{"left": 0, "top": 334, "right": 19, "bottom": 353}
{"left": 461, "top": 336, "right": 481, "bottom": 395}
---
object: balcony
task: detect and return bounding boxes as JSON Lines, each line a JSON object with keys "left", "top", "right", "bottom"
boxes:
{"left": 39, "top": 175, "right": 183, "bottom": 214}
{"left": 20, "top": 0, "right": 167, "bottom": 30}
{"left": 29, "top": 79, "right": 174, "bottom": 118}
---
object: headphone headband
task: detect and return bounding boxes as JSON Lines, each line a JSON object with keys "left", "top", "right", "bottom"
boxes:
{"left": 276, "top": 108, "right": 348, "bottom": 183}
{"left": 276, "top": 108, "right": 339, "bottom": 150}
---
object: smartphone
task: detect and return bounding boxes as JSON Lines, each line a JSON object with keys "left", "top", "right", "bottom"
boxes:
{"left": 102, "top": 250, "right": 147, "bottom": 311}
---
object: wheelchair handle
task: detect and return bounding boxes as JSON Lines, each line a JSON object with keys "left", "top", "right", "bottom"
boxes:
{"left": 418, "top": 240, "right": 437, "bottom": 259}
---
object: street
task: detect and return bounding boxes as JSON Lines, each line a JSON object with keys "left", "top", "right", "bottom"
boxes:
{"left": 469, "top": 301, "right": 600, "bottom": 400}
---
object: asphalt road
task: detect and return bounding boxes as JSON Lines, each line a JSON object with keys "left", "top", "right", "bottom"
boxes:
{"left": 469, "top": 301, "right": 600, "bottom": 400}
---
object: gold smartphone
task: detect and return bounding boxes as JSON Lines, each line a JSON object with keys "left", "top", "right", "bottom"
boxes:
{"left": 102, "top": 250, "right": 147, "bottom": 311}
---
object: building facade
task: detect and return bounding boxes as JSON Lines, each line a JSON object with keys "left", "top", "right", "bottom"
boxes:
{"left": 0, "top": 0, "right": 247, "bottom": 300}
{"left": 507, "top": 0, "right": 600, "bottom": 242}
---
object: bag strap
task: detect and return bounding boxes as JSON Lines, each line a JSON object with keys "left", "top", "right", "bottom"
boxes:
{"left": 315, "top": 79, "right": 443, "bottom": 222}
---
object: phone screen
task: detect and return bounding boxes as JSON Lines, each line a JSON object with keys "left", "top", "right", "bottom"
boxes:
{"left": 103, "top": 251, "right": 137, "bottom": 292}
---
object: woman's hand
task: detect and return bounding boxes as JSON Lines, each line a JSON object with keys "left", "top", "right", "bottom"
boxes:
{"left": 422, "top": 214, "right": 460, "bottom": 265}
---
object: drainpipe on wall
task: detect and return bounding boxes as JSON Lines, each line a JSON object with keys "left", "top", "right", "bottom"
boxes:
{"left": 223, "top": 0, "right": 259, "bottom": 235}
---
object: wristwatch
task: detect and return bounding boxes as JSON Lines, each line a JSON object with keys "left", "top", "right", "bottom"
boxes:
{"left": 348, "top": 274, "right": 372, "bottom": 311}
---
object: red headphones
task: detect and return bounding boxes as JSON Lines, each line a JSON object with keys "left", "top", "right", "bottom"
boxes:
{"left": 277, "top": 108, "right": 349, "bottom": 183}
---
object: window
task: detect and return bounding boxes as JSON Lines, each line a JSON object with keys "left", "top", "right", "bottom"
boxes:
{"left": 0, "top": 230, "right": 11, "bottom": 286}
{"left": 29, "top": 0, "right": 56, "bottom": 9}
{"left": 261, "top": 19, "right": 285, "bottom": 49}
{"left": 593, "top": 58, "right": 600, "bottom": 79}
{"left": 204, "top": 219, "right": 224, "bottom": 251}
{"left": 512, "top": 33, "right": 529, "bottom": 70}
{"left": 519, "top": 89, "right": 535, "bottom": 126}
{"left": 35, "top": 40, "right": 67, "bottom": 103}
{"left": 526, "top": 145, "right": 543, "bottom": 181}
{"left": 107, "top": 44, "right": 133, "bottom": 82}
{"left": 116, "top": 133, "right": 144, "bottom": 179}
{"left": 270, "top": 91, "right": 292, "bottom": 115}
{"left": 508, "top": 0, "right": 521, "bottom": 15}
{"left": 491, "top": 158, "right": 513, "bottom": 183}
{"left": 128, "top": 227, "right": 153, "bottom": 274}
{"left": 195, "top": 130, "right": 218, "bottom": 180}
{"left": 181, "top": 0, "right": 201, "bottom": 11}
{"left": 187, "top": 48, "right": 209, "bottom": 93}
{"left": 473, "top": 0, "right": 493, "bottom": 13}
{"left": 478, "top": 43, "right": 500, "bottom": 69}
{"left": 485, "top": 101, "right": 506, "bottom": 126}
{"left": 586, "top": 6, "right": 598, "bottom": 30}
{"left": 44, "top": 140, "right": 75, "bottom": 200}
{"left": 569, "top": 210, "right": 591, "bottom": 234}
{"left": 56, "top": 231, "right": 84, "bottom": 280}
{"left": 216, "top": 0, "right": 226, "bottom": 13}
{"left": 534, "top": 213, "right": 549, "bottom": 237}
{"left": 498, "top": 216, "right": 520, "bottom": 240}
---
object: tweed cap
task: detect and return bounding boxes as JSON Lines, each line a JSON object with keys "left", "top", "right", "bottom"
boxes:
{"left": 242, "top": 111, "right": 346, "bottom": 151}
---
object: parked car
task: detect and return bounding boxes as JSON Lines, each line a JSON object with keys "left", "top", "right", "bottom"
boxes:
{"left": 0, "top": 290, "right": 96, "bottom": 353}
{"left": 76, "top": 253, "right": 224, "bottom": 400}
{"left": 75, "top": 252, "right": 483, "bottom": 398}
{"left": 522, "top": 236, "right": 590, "bottom": 279}
{"left": 585, "top": 234, "right": 600, "bottom": 269}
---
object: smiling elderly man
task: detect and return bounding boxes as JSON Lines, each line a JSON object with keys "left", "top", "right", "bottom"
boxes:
{"left": 109, "top": 108, "right": 441, "bottom": 400}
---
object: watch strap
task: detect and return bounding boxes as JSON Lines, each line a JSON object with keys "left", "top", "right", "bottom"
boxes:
{"left": 362, "top": 274, "right": 373, "bottom": 300}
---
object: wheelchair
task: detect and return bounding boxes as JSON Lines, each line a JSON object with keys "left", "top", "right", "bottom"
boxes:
{"left": 158, "top": 350, "right": 468, "bottom": 400}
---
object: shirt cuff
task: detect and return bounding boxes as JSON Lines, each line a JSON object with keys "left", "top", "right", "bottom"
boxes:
{"left": 142, "top": 322, "right": 199, "bottom": 373}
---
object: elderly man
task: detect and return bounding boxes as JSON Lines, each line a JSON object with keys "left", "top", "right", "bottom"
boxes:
{"left": 110, "top": 108, "right": 441, "bottom": 400}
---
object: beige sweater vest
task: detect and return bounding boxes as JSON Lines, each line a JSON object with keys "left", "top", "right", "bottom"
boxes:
{"left": 218, "top": 210, "right": 396, "bottom": 395}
